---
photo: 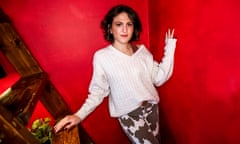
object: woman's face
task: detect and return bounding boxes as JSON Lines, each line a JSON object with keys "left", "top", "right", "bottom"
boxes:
{"left": 110, "top": 12, "right": 134, "bottom": 45}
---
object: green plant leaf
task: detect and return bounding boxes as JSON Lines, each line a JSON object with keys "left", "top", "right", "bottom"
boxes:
{"left": 30, "top": 117, "right": 53, "bottom": 144}
{"left": 44, "top": 117, "right": 51, "bottom": 123}
{"left": 32, "top": 119, "right": 41, "bottom": 130}
{"left": 40, "top": 136, "right": 49, "bottom": 143}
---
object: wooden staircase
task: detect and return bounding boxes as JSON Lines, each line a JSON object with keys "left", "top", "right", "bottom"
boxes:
{"left": 0, "top": 8, "right": 94, "bottom": 144}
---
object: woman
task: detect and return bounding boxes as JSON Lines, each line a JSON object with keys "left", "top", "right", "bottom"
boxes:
{"left": 54, "top": 4, "right": 177, "bottom": 144}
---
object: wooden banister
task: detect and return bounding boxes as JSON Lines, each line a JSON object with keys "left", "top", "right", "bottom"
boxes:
{"left": 0, "top": 7, "right": 94, "bottom": 144}
{"left": 52, "top": 126, "right": 81, "bottom": 144}
{"left": 0, "top": 104, "right": 41, "bottom": 144}
{"left": 0, "top": 72, "right": 47, "bottom": 124}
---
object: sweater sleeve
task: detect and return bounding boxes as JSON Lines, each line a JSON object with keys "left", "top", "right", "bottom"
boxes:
{"left": 152, "top": 38, "right": 177, "bottom": 86}
{"left": 74, "top": 53, "right": 110, "bottom": 121}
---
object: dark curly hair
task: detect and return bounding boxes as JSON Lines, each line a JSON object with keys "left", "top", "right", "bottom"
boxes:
{"left": 100, "top": 4, "right": 142, "bottom": 43}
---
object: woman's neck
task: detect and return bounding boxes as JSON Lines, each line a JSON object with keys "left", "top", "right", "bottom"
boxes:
{"left": 112, "top": 43, "right": 134, "bottom": 56}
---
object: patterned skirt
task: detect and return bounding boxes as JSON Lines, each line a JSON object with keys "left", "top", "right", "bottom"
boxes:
{"left": 118, "top": 101, "right": 160, "bottom": 144}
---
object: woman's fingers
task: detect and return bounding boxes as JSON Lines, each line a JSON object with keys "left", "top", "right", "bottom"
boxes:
{"left": 54, "top": 115, "right": 81, "bottom": 133}
{"left": 171, "top": 28, "right": 175, "bottom": 38}
{"left": 64, "top": 122, "right": 74, "bottom": 130}
{"left": 167, "top": 28, "right": 175, "bottom": 39}
{"left": 54, "top": 116, "right": 70, "bottom": 133}
{"left": 165, "top": 28, "right": 176, "bottom": 44}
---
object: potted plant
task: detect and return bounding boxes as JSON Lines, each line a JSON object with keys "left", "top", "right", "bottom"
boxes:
{"left": 30, "top": 117, "right": 53, "bottom": 144}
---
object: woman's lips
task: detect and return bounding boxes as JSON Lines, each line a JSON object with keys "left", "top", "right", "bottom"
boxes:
{"left": 120, "top": 34, "right": 128, "bottom": 37}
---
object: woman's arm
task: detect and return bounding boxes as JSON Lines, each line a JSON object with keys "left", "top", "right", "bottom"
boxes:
{"left": 54, "top": 53, "right": 110, "bottom": 133}
{"left": 153, "top": 29, "right": 177, "bottom": 86}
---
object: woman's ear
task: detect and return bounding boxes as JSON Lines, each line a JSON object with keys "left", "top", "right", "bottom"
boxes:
{"left": 107, "top": 24, "right": 112, "bottom": 33}
{"left": 107, "top": 24, "right": 112, "bottom": 40}
{"left": 108, "top": 24, "right": 112, "bottom": 34}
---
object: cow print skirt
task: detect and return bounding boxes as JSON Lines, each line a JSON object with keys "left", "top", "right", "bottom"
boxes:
{"left": 118, "top": 102, "right": 160, "bottom": 144}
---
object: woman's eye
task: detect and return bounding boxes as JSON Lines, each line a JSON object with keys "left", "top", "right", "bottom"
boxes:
{"left": 116, "top": 23, "right": 121, "bottom": 26}
{"left": 127, "top": 23, "right": 133, "bottom": 26}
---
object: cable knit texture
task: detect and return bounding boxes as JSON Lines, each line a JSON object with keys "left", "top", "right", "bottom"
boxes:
{"left": 75, "top": 38, "right": 177, "bottom": 120}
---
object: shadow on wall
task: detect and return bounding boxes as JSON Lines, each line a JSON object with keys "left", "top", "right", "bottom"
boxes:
{"left": 160, "top": 107, "right": 176, "bottom": 144}
{"left": 0, "top": 64, "right": 6, "bottom": 78}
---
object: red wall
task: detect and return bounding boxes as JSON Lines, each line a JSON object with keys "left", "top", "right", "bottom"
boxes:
{"left": 149, "top": 0, "right": 240, "bottom": 144}
{"left": 0, "top": 0, "right": 148, "bottom": 143}
{"left": 1, "top": 0, "right": 240, "bottom": 143}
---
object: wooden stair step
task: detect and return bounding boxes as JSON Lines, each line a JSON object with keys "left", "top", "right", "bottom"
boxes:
{"left": 0, "top": 72, "right": 47, "bottom": 125}
{"left": 0, "top": 104, "right": 41, "bottom": 144}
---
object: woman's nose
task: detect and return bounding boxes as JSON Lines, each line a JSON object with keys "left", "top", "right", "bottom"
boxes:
{"left": 122, "top": 25, "right": 127, "bottom": 33}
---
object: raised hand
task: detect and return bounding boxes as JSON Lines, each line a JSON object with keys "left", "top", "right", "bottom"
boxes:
{"left": 165, "top": 28, "right": 175, "bottom": 44}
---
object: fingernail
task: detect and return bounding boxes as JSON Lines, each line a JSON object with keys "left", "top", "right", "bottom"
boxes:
{"left": 54, "top": 128, "right": 58, "bottom": 133}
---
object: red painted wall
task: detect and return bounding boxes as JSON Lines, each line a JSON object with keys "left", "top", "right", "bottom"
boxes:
{"left": 149, "top": 0, "right": 240, "bottom": 144}
{"left": 1, "top": 0, "right": 240, "bottom": 143}
{"left": 0, "top": 0, "right": 148, "bottom": 143}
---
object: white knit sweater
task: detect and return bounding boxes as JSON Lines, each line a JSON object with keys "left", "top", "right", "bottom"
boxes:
{"left": 75, "top": 38, "right": 177, "bottom": 120}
